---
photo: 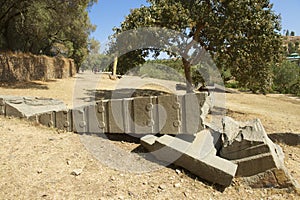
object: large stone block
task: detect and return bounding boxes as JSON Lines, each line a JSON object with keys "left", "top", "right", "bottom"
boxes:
{"left": 72, "top": 106, "right": 88, "bottom": 133}
{"left": 87, "top": 103, "right": 105, "bottom": 134}
{"left": 0, "top": 96, "right": 67, "bottom": 120}
{"left": 107, "top": 99, "right": 125, "bottom": 133}
{"left": 157, "top": 95, "right": 182, "bottom": 135}
{"left": 181, "top": 93, "right": 206, "bottom": 134}
{"left": 141, "top": 134, "right": 237, "bottom": 187}
{"left": 93, "top": 100, "right": 109, "bottom": 133}
{"left": 133, "top": 96, "right": 159, "bottom": 134}
{"left": 5, "top": 100, "right": 25, "bottom": 118}
{"left": 55, "top": 110, "right": 72, "bottom": 132}
{"left": 38, "top": 111, "right": 56, "bottom": 128}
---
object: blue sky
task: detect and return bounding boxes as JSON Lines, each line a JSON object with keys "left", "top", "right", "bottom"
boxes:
{"left": 89, "top": 0, "right": 300, "bottom": 47}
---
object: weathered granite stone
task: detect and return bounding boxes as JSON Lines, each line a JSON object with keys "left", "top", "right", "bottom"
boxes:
{"left": 107, "top": 99, "right": 124, "bottom": 133}
{"left": 72, "top": 106, "right": 87, "bottom": 133}
{"left": 141, "top": 134, "right": 237, "bottom": 187}
{"left": 39, "top": 111, "right": 56, "bottom": 128}
{"left": 243, "top": 167, "right": 300, "bottom": 190}
{"left": 220, "top": 117, "right": 286, "bottom": 177}
{"left": 157, "top": 95, "right": 182, "bottom": 134}
{"left": 182, "top": 93, "right": 206, "bottom": 134}
{"left": 55, "top": 110, "right": 72, "bottom": 132}
{"left": 0, "top": 95, "right": 66, "bottom": 119}
{"left": 133, "top": 96, "right": 158, "bottom": 134}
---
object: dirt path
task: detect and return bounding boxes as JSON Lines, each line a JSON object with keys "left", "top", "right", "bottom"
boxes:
{"left": 0, "top": 73, "right": 299, "bottom": 199}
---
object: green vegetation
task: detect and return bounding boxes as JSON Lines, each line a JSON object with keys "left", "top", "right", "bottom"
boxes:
{"left": 272, "top": 61, "right": 300, "bottom": 96}
{"left": 111, "top": 0, "right": 282, "bottom": 93}
{"left": 0, "top": 0, "right": 98, "bottom": 71}
{"left": 132, "top": 62, "right": 185, "bottom": 82}
{"left": 80, "top": 38, "right": 112, "bottom": 71}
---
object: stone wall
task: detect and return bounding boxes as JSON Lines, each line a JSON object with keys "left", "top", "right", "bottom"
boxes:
{"left": 0, "top": 52, "right": 76, "bottom": 82}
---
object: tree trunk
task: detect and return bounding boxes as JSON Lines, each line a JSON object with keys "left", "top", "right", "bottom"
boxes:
{"left": 182, "top": 57, "right": 194, "bottom": 93}
{"left": 112, "top": 56, "right": 118, "bottom": 76}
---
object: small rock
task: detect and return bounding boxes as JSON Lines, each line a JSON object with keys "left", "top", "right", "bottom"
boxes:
{"left": 175, "top": 169, "right": 181, "bottom": 175}
{"left": 66, "top": 160, "right": 71, "bottom": 165}
{"left": 174, "top": 183, "right": 181, "bottom": 188}
{"left": 183, "top": 191, "right": 189, "bottom": 197}
{"left": 118, "top": 195, "right": 124, "bottom": 200}
{"left": 110, "top": 176, "right": 116, "bottom": 181}
{"left": 71, "top": 169, "right": 82, "bottom": 176}
{"left": 128, "top": 191, "right": 134, "bottom": 196}
{"left": 158, "top": 184, "right": 167, "bottom": 190}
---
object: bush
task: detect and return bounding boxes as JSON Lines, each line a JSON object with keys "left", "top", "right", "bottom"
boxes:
{"left": 272, "top": 60, "right": 300, "bottom": 96}
{"left": 137, "top": 63, "right": 185, "bottom": 82}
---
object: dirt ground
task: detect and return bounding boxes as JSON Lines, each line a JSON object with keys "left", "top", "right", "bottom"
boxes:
{"left": 0, "top": 72, "right": 299, "bottom": 199}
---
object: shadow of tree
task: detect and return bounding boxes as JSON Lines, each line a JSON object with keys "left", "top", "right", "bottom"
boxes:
{"left": 0, "top": 81, "right": 49, "bottom": 90}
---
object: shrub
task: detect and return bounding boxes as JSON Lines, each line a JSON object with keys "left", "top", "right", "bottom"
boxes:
{"left": 272, "top": 60, "right": 300, "bottom": 96}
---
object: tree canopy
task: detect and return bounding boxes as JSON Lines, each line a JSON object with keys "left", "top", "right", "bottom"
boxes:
{"left": 112, "top": 0, "right": 283, "bottom": 93}
{"left": 0, "top": 0, "right": 97, "bottom": 70}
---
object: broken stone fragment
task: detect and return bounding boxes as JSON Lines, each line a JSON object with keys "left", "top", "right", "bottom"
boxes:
{"left": 220, "top": 117, "right": 287, "bottom": 176}
{"left": 243, "top": 167, "right": 300, "bottom": 190}
{"left": 141, "top": 130, "right": 237, "bottom": 187}
{"left": 219, "top": 117, "right": 300, "bottom": 190}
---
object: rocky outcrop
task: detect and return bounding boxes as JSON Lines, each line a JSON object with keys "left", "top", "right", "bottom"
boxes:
{"left": 0, "top": 52, "right": 76, "bottom": 82}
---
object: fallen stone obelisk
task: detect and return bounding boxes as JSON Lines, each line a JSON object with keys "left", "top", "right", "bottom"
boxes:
{"left": 1, "top": 94, "right": 299, "bottom": 190}
{"left": 141, "top": 130, "right": 238, "bottom": 187}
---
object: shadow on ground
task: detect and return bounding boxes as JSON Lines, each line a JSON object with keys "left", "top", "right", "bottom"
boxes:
{"left": 78, "top": 131, "right": 226, "bottom": 192}
{"left": 80, "top": 88, "right": 170, "bottom": 102}
{"left": 0, "top": 81, "right": 49, "bottom": 90}
{"left": 269, "top": 133, "right": 300, "bottom": 146}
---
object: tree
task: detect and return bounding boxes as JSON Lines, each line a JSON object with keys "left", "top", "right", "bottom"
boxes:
{"left": 81, "top": 38, "right": 113, "bottom": 71}
{"left": 111, "top": 0, "right": 282, "bottom": 93}
{"left": 81, "top": 53, "right": 111, "bottom": 71}
{"left": 88, "top": 37, "right": 101, "bottom": 55}
{"left": 272, "top": 60, "right": 300, "bottom": 95}
{"left": 0, "top": 0, "right": 98, "bottom": 71}
{"left": 286, "top": 30, "right": 290, "bottom": 36}
{"left": 291, "top": 31, "right": 295, "bottom": 36}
